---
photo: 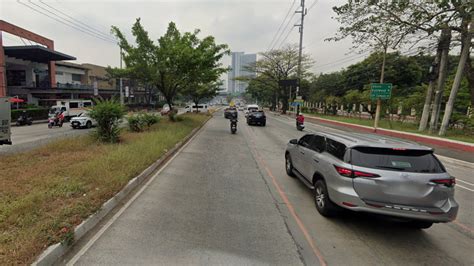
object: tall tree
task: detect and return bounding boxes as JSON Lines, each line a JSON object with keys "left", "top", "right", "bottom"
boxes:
{"left": 330, "top": 1, "right": 411, "bottom": 129}
{"left": 245, "top": 44, "right": 312, "bottom": 113}
{"left": 110, "top": 19, "right": 228, "bottom": 113}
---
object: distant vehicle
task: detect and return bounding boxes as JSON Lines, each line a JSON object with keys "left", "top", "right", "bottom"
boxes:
{"left": 244, "top": 104, "right": 259, "bottom": 117}
{"left": 285, "top": 132, "right": 458, "bottom": 229}
{"left": 247, "top": 110, "right": 266, "bottom": 126}
{"left": 49, "top": 100, "right": 93, "bottom": 121}
{"left": 160, "top": 104, "right": 171, "bottom": 115}
{"left": 224, "top": 107, "right": 237, "bottom": 119}
{"left": 16, "top": 112, "right": 33, "bottom": 126}
{"left": 71, "top": 112, "right": 96, "bottom": 129}
{"left": 185, "top": 104, "right": 208, "bottom": 113}
{"left": 0, "top": 97, "right": 12, "bottom": 145}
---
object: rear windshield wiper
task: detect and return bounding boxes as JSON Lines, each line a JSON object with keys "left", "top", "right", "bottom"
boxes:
{"left": 375, "top": 165, "right": 406, "bottom": 171}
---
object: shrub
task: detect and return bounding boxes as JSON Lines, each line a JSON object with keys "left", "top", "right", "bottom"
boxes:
{"left": 127, "top": 113, "right": 160, "bottom": 132}
{"left": 142, "top": 113, "right": 160, "bottom": 127}
{"left": 127, "top": 115, "right": 146, "bottom": 132}
{"left": 11, "top": 108, "right": 49, "bottom": 120}
{"left": 89, "top": 99, "right": 126, "bottom": 143}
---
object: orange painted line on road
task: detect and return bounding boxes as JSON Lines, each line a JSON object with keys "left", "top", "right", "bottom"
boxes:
{"left": 453, "top": 220, "right": 474, "bottom": 235}
{"left": 244, "top": 126, "right": 327, "bottom": 266}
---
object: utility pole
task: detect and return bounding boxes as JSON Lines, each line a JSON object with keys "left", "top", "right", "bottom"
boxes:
{"left": 119, "top": 47, "right": 124, "bottom": 105}
{"left": 295, "top": 0, "right": 306, "bottom": 116}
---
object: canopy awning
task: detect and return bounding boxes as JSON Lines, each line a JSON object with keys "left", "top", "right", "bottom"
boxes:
{"left": 3, "top": 45, "right": 76, "bottom": 63}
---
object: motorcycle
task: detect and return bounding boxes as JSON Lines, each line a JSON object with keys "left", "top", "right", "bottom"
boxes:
{"left": 230, "top": 119, "right": 238, "bottom": 134}
{"left": 48, "top": 116, "right": 64, "bottom": 129}
{"left": 296, "top": 121, "right": 305, "bottom": 131}
{"left": 296, "top": 114, "right": 305, "bottom": 131}
{"left": 16, "top": 116, "right": 33, "bottom": 126}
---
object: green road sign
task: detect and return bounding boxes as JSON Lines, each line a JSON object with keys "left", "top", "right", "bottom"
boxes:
{"left": 294, "top": 99, "right": 304, "bottom": 103}
{"left": 370, "top": 83, "right": 392, "bottom": 100}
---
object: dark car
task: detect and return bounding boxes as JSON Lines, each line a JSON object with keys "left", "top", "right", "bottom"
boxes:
{"left": 247, "top": 110, "right": 266, "bottom": 126}
{"left": 224, "top": 107, "right": 237, "bottom": 119}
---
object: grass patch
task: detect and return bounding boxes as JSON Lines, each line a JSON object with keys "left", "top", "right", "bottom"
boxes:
{"left": 306, "top": 113, "right": 474, "bottom": 144}
{"left": 0, "top": 114, "right": 209, "bottom": 265}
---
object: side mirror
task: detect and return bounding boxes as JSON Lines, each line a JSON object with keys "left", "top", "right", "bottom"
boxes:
{"left": 289, "top": 139, "right": 298, "bottom": 145}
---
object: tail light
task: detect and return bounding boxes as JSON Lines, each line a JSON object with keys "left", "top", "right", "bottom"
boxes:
{"left": 334, "top": 165, "right": 380, "bottom": 178}
{"left": 431, "top": 178, "right": 455, "bottom": 188}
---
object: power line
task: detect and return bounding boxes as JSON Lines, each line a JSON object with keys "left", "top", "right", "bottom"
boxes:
{"left": 307, "top": 0, "right": 319, "bottom": 11}
{"left": 276, "top": 20, "right": 298, "bottom": 49}
{"left": 267, "top": 0, "right": 297, "bottom": 51}
{"left": 27, "top": 0, "right": 116, "bottom": 42}
{"left": 17, "top": 0, "right": 116, "bottom": 44}
{"left": 272, "top": 13, "right": 298, "bottom": 50}
{"left": 19, "top": 37, "right": 27, "bottom": 45}
{"left": 39, "top": 0, "right": 114, "bottom": 40}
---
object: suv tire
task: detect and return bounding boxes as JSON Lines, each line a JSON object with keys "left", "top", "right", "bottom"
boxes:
{"left": 285, "top": 154, "right": 296, "bottom": 177}
{"left": 86, "top": 121, "right": 92, "bottom": 129}
{"left": 314, "top": 179, "right": 339, "bottom": 217}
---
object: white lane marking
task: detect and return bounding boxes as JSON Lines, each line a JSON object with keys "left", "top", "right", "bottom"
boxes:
{"left": 456, "top": 179, "right": 474, "bottom": 187}
{"left": 456, "top": 184, "right": 474, "bottom": 192}
{"left": 66, "top": 123, "right": 206, "bottom": 265}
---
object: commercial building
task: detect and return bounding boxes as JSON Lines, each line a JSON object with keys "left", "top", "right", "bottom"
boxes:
{"left": 0, "top": 20, "right": 149, "bottom": 107}
{"left": 227, "top": 52, "right": 256, "bottom": 94}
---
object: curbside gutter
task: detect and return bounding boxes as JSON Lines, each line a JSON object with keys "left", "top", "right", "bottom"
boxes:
{"left": 32, "top": 115, "right": 212, "bottom": 266}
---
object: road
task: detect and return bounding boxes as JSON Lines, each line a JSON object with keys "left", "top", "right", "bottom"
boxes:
{"left": 65, "top": 110, "right": 473, "bottom": 265}
{"left": 0, "top": 123, "right": 92, "bottom": 155}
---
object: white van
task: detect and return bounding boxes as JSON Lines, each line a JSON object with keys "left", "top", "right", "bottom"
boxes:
{"left": 49, "top": 100, "right": 93, "bottom": 121}
{"left": 185, "top": 104, "right": 208, "bottom": 113}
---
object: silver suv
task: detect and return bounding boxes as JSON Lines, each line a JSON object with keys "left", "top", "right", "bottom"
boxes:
{"left": 285, "top": 132, "right": 458, "bottom": 229}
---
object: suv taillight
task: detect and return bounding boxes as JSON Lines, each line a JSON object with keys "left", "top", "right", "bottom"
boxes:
{"left": 431, "top": 178, "right": 456, "bottom": 188}
{"left": 334, "top": 165, "right": 380, "bottom": 178}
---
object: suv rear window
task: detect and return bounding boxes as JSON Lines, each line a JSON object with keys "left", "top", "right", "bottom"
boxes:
{"left": 351, "top": 147, "right": 445, "bottom": 173}
{"left": 326, "top": 138, "right": 346, "bottom": 160}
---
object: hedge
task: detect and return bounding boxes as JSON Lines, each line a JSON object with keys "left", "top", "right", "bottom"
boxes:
{"left": 11, "top": 108, "right": 49, "bottom": 120}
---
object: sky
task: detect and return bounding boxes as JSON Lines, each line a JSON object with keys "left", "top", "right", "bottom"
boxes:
{"left": 1, "top": 0, "right": 366, "bottom": 87}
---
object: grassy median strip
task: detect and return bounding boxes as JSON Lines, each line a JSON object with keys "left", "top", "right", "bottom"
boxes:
{"left": 0, "top": 113, "right": 209, "bottom": 265}
{"left": 305, "top": 113, "right": 474, "bottom": 144}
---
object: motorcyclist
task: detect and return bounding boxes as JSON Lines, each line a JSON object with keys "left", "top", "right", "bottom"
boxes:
{"left": 296, "top": 113, "right": 304, "bottom": 125}
{"left": 55, "top": 111, "right": 65, "bottom": 125}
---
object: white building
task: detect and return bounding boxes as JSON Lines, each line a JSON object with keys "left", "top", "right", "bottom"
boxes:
{"left": 228, "top": 52, "right": 256, "bottom": 94}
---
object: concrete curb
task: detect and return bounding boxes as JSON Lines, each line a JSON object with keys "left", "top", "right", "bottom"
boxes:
{"left": 32, "top": 115, "right": 212, "bottom": 266}
{"left": 276, "top": 111, "right": 474, "bottom": 152}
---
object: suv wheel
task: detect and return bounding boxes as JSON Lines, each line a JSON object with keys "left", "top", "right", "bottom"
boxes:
{"left": 86, "top": 121, "right": 92, "bottom": 129}
{"left": 314, "top": 179, "right": 338, "bottom": 217}
{"left": 408, "top": 220, "right": 433, "bottom": 229}
{"left": 285, "top": 154, "right": 295, "bottom": 177}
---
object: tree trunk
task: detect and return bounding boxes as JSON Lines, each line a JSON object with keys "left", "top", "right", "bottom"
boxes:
{"left": 465, "top": 51, "right": 474, "bottom": 108}
{"left": 439, "top": 21, "right": 473, "bottom": 136}
{"left": 418, "top": 45, "right": 442, "bottom": 131}
{"left": 429, "top": 27, "right": 451, "bottom": 133}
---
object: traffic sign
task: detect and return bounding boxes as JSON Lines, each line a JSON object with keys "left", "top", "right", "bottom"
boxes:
{"left": 290, "top": 101, "right": 303, "bottom": 107}
{"left": 370, "top": 83, "right": 392, "bottom": 100}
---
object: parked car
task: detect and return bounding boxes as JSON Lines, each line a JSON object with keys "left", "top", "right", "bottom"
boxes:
{"left": 244, "top": 104, "right": 259, "bottom": 117}
{"left": 160, "top": 104, "right": 171, "bottom": 115}
{"left": 224, "top": 107, "right": 237, "bottom": 119}
{"left": 70, "top": 112, "right": 96, "bottom": 129}
{"left": 285, "top": 132, "right": 458, "bottom": 229}
{"left": 247, "top": 110, "right": 266, "bottom": 126}
{"left": 185, "top": 104, "right": 208, "bottom": 113}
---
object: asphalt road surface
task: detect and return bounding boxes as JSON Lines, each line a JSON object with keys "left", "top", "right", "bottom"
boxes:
{"left": 0, "top": 123, "right": 92, "bottom": 155}
{"left": 65, "top": 110, "right": 473, "bottom": 265}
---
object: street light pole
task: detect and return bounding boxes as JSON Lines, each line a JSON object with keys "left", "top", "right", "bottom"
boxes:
{"left": 295, "top": 0, "right": 306, "bottom": 116}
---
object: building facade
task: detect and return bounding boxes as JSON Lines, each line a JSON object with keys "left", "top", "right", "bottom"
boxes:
{"left": 227, "top": 52, "right": 256, "bottom": 94}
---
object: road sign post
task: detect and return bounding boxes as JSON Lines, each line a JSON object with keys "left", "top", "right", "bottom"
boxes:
{"left": 371, "top": 83, "right": 392, "bottom": 131}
